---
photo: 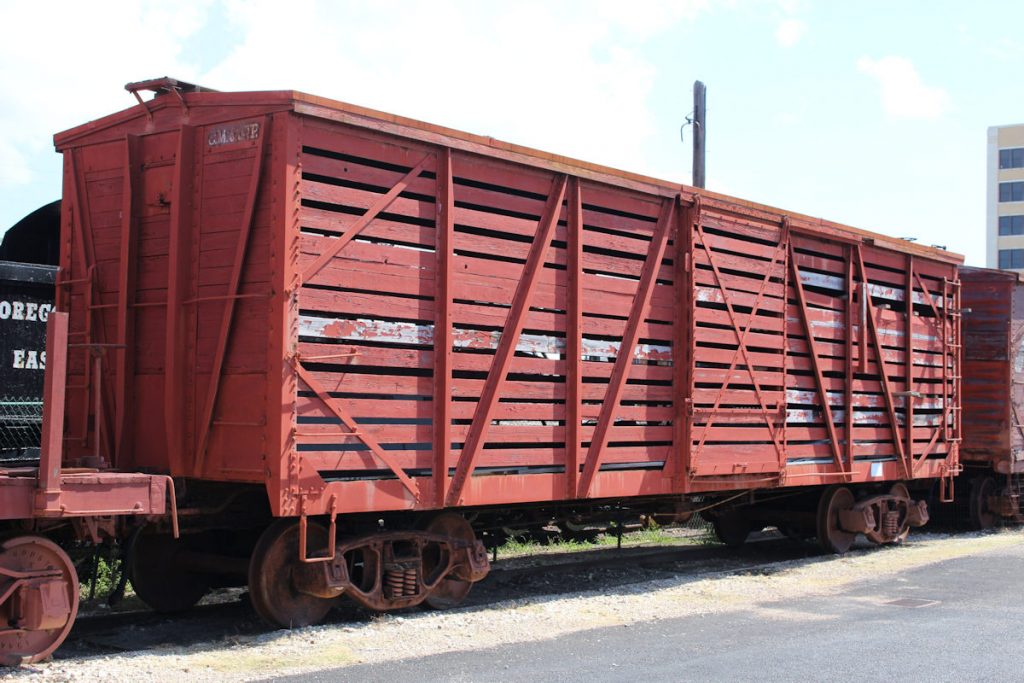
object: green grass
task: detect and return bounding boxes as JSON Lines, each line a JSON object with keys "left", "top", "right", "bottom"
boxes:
{"left": 496, "top": 525, "right": 711, "bottom": 558}
{"left": 78, "top": 553, "right": 126, "bottom": 603}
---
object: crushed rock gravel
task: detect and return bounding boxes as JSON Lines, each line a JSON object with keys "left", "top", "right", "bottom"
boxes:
{"left": 5, "top": 529, "right": 1023, "bottom": 682}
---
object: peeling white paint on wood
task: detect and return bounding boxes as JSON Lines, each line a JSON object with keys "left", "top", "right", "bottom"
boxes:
{"left": 299, "top": 315, "right": 673, "bottom": 361}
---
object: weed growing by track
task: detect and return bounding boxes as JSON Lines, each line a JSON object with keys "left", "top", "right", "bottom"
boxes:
{"left": 497, "top": 526, "right": 712, "bottom": 558}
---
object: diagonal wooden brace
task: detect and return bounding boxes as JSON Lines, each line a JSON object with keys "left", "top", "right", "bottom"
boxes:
{"left": 854, "top": 246, "right": 910, "bottom": 478}
{"left": 790, "top": 244, "right": 845, "bottom": 472}
{"left": 293, "top": 360, "right": 419, "bottom": 500}
{"left": 913, "top": 271, "right": 942, "bottom": 319}
{"left": 445, "top": 174, "right": 568, "bottom": 506}
{"left": 577, "top": 198, "right": 675, "bottom": 499}
{"left": 301, "top": 154, "right": 432, "bottom": 284}
{"left": 194, "top": 117, "right": 269, "bottom": 475}
{"left": 912, "top": 427, "right": 943, "bottom": 474}
{"left": 688, "top": 220, "right": 787, "bottom": 471}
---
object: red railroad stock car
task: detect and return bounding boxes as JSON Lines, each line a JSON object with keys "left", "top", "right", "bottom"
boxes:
{"left": 961, "top": 266, "right": 1024, "bottom": 526}
{"left": 0, "top": 77, "right": 965, "bottom": 661}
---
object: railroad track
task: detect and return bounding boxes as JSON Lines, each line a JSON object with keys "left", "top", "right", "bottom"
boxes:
{"left": 57, "top": 532, "right": 849, "bottom": 660}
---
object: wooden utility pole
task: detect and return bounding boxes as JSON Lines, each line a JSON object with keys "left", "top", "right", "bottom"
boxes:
{"left": 692, "top": 80, "right": 706, "bottom": 189}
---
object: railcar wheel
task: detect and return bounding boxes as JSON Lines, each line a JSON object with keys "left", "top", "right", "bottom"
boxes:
{"left": 889, "top": 482, "right": 912, "bottom": 544}
{"left": 0, "top": 536, "right": 79, "bottom": 665}
{"left": 711, "top": 511, "right": 750, "bottom": 548}
{"left": 817, "top": 486, "right": 856, "bottom": 554}
{"left": 969, "top": 476, "right": 997, "bottom": 530}
{"left": 248, "top": 520, "right": 333, "bottom": 628}
{"left": 127, "top": 532, "right": 208, "bottom": 613}
{"left": 423, "top": 513, "right": 475, "bottom": 610}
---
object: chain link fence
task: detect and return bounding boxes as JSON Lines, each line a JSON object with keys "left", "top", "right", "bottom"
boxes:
{"left": 0, "top": 396, "right": 43, "bottom": 461}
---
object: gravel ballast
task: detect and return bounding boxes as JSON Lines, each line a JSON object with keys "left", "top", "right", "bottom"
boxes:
{"left": 6, "top": 529, "right": 1023, "bottom": 682}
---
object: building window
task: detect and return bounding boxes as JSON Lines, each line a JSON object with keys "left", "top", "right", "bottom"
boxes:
{"left": 1000, "top": 182, "right": 1024, "bottom": 202}
{"left": 999, "top": 249, "right": 1024, "bottom": 269}
{"left": 999, "top": 215, "right": 1024, "bottom": 235}
{"left": 1001, "top": 148, "right": 1024, "bottom": 169}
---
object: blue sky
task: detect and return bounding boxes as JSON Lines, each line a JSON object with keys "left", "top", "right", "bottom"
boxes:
{"left": 1, "top": 0, "right": 1021, "bottom": 265}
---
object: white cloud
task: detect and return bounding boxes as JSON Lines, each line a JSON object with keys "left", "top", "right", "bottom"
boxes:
{"left": 857, "top": 55, "right": 951, "bottom": 120}
{"left": 0, "top": 0, "right": 720, "bottom": 230}
{"left": 0, "top": 1, "right": 213, "bottom": 176}
{"left": 201, "top": 0, "right": 709, "bottom": 173}
{"left": 0, "top": 2, "right": 212, "bottom": 108}
{"left": 592, "top": 0, "right": 711, "bottom": 39}
{"left": 775, "top": 18, "right": 806, "bottom": 47}
{"left": 984, "top": 37, "right": 1024, "bottom": 61}
{"left": 0, "top": 1, "right": 219, "bottom": 228}
{"left": 774, "top": 111, "right": 801, "bottom": 126}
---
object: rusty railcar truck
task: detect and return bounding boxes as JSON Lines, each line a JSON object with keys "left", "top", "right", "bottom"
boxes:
{"left": 0, "top": 77, "right": 966, "bottom": 661}
{"left": 961, "top": 266, "right": 1024, "bottom": 527}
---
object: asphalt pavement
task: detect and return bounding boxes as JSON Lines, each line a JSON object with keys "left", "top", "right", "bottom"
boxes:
{"left": 272, "top": 541, "right": 1024, "bottom": 682}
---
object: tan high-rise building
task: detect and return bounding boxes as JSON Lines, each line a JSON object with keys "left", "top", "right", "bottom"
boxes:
{"left": 988, "top": 124, "right": 1024, "bottom": 271}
